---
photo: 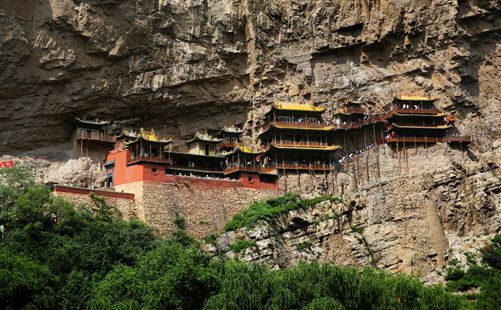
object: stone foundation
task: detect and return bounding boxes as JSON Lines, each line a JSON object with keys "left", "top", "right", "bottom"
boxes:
{"left": 53, "top": 185, "right": 137, "bottom": 218}
{"left": 116, "top": 180, "right": 275, "bottom": 238}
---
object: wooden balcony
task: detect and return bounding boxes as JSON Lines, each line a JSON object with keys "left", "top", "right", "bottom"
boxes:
{"left": 393, "top": 107, "right": 441, "bottom": 115}
{"left": 272, "top": 141, "right": 329, "bottom": 148}
{"left": 76, "top": 129, "right": 115, "bottom": 143}
{"left": 224, "top": 166, "right": 277, "bottom": 175}
{"left": 166, "top": 165, "right": 224, "bottom": 174}
{"left": 218, "top": 141, "right": 237, "bottom": 149}
{"left": 127, "top": 155, "right": 169, "bottom": 165}
{"left": 274, "top": 163, "right": 332, "bottom": 171}
{"left": 385, "top": 136, "right": 471, "bottom": 144}
{"left": 272, "top": 121, "right": 332, "bottom": 129}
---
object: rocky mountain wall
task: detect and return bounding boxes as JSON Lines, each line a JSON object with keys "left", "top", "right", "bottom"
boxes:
{"left": 218, "top": 144, "right": 501, "bottom": 283}
{"left": 1, "top": 0, "right": 500, "bottom": 281}
{"left": 0, "top": 0, "right": 499, "bottom": 154}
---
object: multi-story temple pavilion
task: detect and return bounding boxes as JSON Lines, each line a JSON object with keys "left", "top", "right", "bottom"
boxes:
{"left": 121, "top": 128, "right": 172, "bottom": 164}
{"left": 385, "top": 96, "right": 468, "bottom": 144}
{"left": 217, "top": 126, "right": 244, "bottom": 153}
{"left": 259, "top": 102, "right": 340, "bottom": 172}
{"left": 333, "top": 101, "right": 367, "bottom": 130}
{"left": 75, "top": 117, "right": 116, "bottom": 161}
{"left": 164, "top": 132, "right": 225, "bottom": 177}
{"left": 223, "top": 145, "right": 277, "bottom": 190}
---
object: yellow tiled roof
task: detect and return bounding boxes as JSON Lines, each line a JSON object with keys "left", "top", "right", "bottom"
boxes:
{"left": 396, "top": 96, "right": 437, "bottom": 101}
{"left": 222, "top": 144, "right": 261, "bottom": 156}
{"left": 273, "top": 102, "right": 326, "bottom": 112}
{"left": 119, "top": 128, "right": 171, "bottom": 143}
{"left": 140, "top": 128, "right": 158, "bottom": 141}
{"left": 236, "top": 144, "right": 261, "bottom": 154}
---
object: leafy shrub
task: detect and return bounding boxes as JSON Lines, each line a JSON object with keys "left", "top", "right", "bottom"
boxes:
{"left": 446, "top": 234, "right": 501, "bottom": 309}
{"left": 296, "top": 241, "right": 313, "bottom": 251}
{"left": 224, "top": 194, "right": 338, "bottom": 231}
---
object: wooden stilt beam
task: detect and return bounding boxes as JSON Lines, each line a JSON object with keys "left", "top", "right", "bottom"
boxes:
{"left": 397, "top": 141, "right": 401, "bottom": 175}
{"left": 404, "top": 141, "right": 409, "bottom": 174}
{"left": 324, "top": 170, "right": 328, "bottom": 194}
{"left": 353, "top": 133, "right": 359, "bottom": 186}
{"left": 373, "top": 124, "right": 381, "bottom": 179}
{"left": 284, "top": 168, "right": 287, "bottom": 193}
{"left": 364, "top": 127, "right": 369, "bottom": 183}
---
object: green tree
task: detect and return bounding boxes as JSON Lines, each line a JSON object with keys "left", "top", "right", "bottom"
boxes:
{"left": 91, "top": 242, "right": 219, "bottom": 309}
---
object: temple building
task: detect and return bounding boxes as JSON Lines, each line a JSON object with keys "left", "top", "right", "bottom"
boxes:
{"left": 105, "top": 128, "right": 172, "bottom": 187}
{"left": 333, "top": 101, "right": 367, "bottom": 129}
{"left": 223, "top": 145, "right": 278, "bottom": 190}
{"left": 121, "top": 128, "right": 172, "bottom": 164}
{"left": 259, "top": 102, "right": 340, "bottom": 172}
{"left": 217, "top": 126, "right": 244, "bottom": 153}
{"left": 74, "top": 118, "right": 116, "bottom": 163}
{"left": 166, "top": 132, "right": 225, "bottom": 178}
{"left": 384, "top": 96, "right": 468, "bottom": 144}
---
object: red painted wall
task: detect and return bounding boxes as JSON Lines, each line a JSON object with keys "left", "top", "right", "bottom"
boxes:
{"left": 107, "top": 149, "right": 277, "bottom": 191}
{"left": 54, "top": 185, "right": 135, "bottom": 200}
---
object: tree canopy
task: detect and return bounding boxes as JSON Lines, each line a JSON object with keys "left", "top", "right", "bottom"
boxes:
{"left": 0, "top": 166, "right": 497, "bottom": 309}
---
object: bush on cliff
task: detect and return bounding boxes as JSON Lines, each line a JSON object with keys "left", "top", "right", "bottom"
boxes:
{"left": 224, "top": 193, "right": 339, "bottom": 231}
{"left": 446, "top": 233, "right": 501, "bottom": 309}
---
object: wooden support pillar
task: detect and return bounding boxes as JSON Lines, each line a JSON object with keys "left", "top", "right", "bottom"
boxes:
{"left": 297, "top": 169, "right": 301, "bottom": 191}
{"left": 353, "top": 133, "right": 359, "bottom": 186}
{"left": 364, "top": 127, "right": 369, "bottom": 183}
{"left": 324, "top": 170, "right": 328, "bottom": 194}
{"left": 404, "top": 141, "right": 409, "bottom": 174}
{"left": 373, "top": 124, "right": 381, "bottom": 179}
{"left": 425, "top": 135, "right": 428, "bottom": 158}
{"left": 397, "top": 141, "right": 401, "bottom": 175}
{"left": 283, "top": 168, "right": 288, "bottom": 193}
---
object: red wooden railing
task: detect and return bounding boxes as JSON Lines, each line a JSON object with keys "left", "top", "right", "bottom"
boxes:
{"left": 272, "top": 121, "right": 330, "bottom": 129}
{"left": 224, "top": 166, "right": 276, "bottom": 175}
{"left": 127, "top": 155, "right": 169, "bottom": 166}
{"left": 274, "top": 163, "right": 332, "bottom": 171}
{"left": 385, "top": 136, "right": 471, "bottom": 143}
{"left": 272, "top": 141, "right": 329, "bottom": 148}
{"left": 393, "top": 107, "right": 441, "bottom": 115}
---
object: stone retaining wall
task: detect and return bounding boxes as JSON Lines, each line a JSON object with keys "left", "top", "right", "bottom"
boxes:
{"left": 117, "top": 181, "right": 275, "bottom": 238}
{"left": 53, "top": 186, "right": 138, "bottom": 219}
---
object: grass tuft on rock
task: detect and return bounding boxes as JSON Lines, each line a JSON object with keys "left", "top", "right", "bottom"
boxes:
{"left": 229, "top": 239, "right": 256, "bottom": 253}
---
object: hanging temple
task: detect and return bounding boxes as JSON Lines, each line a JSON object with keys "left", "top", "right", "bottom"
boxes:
{"left": 72, "top": 96, "right": 470, "bottom": 192}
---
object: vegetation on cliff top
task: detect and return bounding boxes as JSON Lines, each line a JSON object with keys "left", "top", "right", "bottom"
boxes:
{"left": 224, "top": 193, "right": 340, "bottom": 231}
{"left": 0, "top": 166, "right": 498, "bottom": 309}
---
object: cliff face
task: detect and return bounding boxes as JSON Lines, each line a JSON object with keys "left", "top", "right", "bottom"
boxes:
{"left": 216, "top": 142, "right": 501, "bottom": 283}
{"left": 0, "top": 0, "right": 499, "bottom": 153}
{"left": 1, "top": 0, "right": 500, "bottom": 281}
